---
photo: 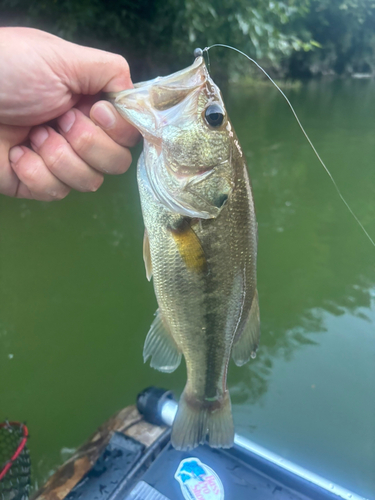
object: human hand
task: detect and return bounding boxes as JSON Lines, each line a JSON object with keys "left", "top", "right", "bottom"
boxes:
{"left": 0, "top": 27, "right": 140, "bottom": 200}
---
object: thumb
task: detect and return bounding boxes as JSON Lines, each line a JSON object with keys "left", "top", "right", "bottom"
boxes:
{"left": 60, "top": 41, "right": 133, "bottom": 95}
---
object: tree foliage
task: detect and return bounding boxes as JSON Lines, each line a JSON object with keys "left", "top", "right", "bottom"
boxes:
{"left": 1, "top": 0, "right": 375, "bottom": 79}
{"left": 289, "top": 0, "right": 375, "bottom": 76}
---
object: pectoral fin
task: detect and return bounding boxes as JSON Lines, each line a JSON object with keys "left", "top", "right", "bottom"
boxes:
{"left": 170, "top": 221, "right": 207, "bottom": 273}
{"left": 143, "top": 310, "right": 181, "bottom": 373}
{"left": 232, "top": 289, "right": 260, "bottom": 367}
{"left": 143, "top": 229, "right": 152, "bottom": 281}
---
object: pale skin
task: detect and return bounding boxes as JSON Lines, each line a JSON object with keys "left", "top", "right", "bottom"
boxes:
{"left": 0, "top": 27, "right": 140, "bottom": 201}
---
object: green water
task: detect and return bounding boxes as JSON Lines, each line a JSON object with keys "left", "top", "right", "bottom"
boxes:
{"left": 1, "top": 77, "right": 374, "bottom": 498}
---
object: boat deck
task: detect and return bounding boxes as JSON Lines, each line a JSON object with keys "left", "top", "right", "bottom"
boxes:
{"left": 30, "top": 390, "right": 367, "bottom": 500}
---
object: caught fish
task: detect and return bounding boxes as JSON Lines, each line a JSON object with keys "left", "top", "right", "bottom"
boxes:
{"left": 110, "top": 55, "right": 260, "bottom": 450}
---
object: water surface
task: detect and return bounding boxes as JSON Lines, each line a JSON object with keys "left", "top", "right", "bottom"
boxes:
{"left": 0, "top": 77, "right": 374, "bottom": 498}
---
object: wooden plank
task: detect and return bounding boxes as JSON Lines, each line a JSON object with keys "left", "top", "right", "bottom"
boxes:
{"left": 31, "top": 405, "right": 166, "bottom": 500}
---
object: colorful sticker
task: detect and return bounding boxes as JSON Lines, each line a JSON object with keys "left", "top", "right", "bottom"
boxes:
{"left": 175, "top": 457, "right": 224, "bottom": 500}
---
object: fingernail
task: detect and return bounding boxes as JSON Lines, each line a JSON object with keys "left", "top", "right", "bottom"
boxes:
{"left": 58, "top": 109, "right": 76, "bottom": 133}
{"left": 30, "top": 126, "right": 49, "bottom": 148}
{"left": 9, "top": 146, "right": 25, "bottom": 164}
{"left": 91, "top": 102, "right": 116, "bottom": 129}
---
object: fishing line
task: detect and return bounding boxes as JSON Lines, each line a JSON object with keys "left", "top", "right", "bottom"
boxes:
{"left": 203, "top": 43, "right": 375, "bottom": 247}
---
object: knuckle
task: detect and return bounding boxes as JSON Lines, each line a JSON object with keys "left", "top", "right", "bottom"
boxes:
{"left": 19, "top": 159, "right": 40, "bottom": 184}
{"left": 115, "top": 54, "right": 130, "bottom": 74}
{"left": 72, "top": 129, "right": 95, "bottom": 156}
{"left": 45, "top": 144, "right": 66, "bottom": 172}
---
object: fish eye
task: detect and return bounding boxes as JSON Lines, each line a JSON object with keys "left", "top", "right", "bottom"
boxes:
{"left": 205, "top": 104, "right": 224, "bottom": 127}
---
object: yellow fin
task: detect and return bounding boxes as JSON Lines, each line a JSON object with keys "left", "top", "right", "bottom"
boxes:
{"left": 232, "top": 289, "right": 260, "bottom": 367}
{"left": 143, "top": 229, "right": 152, "bottom": 281}
{"left": 170, "top": 221, "right": 207, "bottom": 273}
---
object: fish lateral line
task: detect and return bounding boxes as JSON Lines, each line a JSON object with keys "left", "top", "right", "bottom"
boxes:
{"left": 193, "top": 44, "right": 375, "bottom": 248}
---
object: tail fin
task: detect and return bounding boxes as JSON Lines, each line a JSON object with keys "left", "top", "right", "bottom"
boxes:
{"left": 171, "top": 389, "right": 234, "bottom": 451}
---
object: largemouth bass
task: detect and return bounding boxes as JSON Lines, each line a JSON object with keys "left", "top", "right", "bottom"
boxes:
{"left": 111, "top": 56, "right": 260, "bottom": 450}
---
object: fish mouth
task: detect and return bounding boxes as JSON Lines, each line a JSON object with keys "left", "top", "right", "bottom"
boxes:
{"left": 105, "top": 57, "right": 208, "bottom": 136}
{"left": 106, "top": 56, "right": 206, "bottom": 106}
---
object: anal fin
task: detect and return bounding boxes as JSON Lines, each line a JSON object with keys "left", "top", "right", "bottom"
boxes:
{"left": 232, "top": 289, "right": 260, "bottom": 367}
{"left": 143, "top": 310, "right": 181, "bottom": 373}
